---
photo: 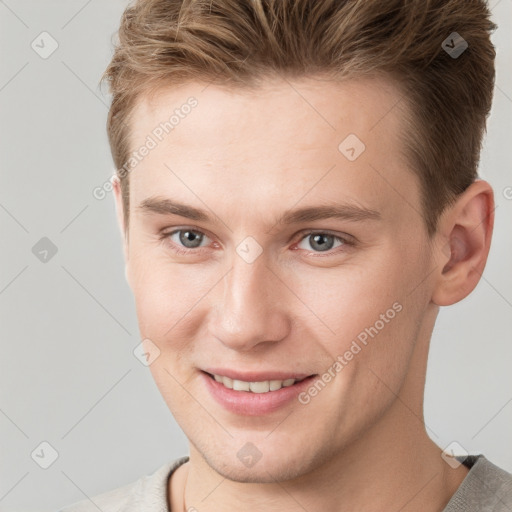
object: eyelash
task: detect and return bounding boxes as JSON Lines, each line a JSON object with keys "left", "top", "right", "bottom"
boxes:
{"left": 160, "top": 228, "right": 355, "bottom": 257}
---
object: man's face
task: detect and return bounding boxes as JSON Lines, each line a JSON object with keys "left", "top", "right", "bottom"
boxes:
{"left": 120, "top": 77, "right": 439, "bottom": 482}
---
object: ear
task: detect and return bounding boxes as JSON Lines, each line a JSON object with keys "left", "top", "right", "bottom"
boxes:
{"left": 112, "top": 176, "right": 130, "bottom": 281}
{"left": 431, "top": 180, "right": 494, "bottom": 306}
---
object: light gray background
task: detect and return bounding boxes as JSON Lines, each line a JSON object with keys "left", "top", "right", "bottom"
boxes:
{"left": 0, "top": 1, "right": 511, "bottom": 511}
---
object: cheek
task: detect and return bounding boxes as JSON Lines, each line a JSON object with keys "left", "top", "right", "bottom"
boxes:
{"left": 128, "top": 246, "right": 213, "bottom": 337}
{"left": 286, "top": 255, "right": 408, "bottom": 342}
{"left": 287, "top": 246, "right": 427, "bottom": 381}
{"left": 128, "top": 252, "right": 215, "bottom": 416}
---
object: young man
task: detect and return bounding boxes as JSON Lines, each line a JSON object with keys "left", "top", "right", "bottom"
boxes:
{"left": 63, "top": 0, "right": 512, "bottom": 510}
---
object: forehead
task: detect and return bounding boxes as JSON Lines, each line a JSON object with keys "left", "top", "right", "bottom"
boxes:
{"left": 130, "top": 75, "right": 407, "bottom": 150}
{"left": 127, "top": 76, "right": 420, "bottom": 228}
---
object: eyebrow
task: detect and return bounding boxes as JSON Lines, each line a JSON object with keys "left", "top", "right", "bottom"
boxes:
{"left": 137, "top": 196, "right": 381, "bottom": 225}
{"left": 138, "top": 197, "right": 210, "bottom": 222}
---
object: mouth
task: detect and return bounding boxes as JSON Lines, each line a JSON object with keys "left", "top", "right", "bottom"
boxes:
{"left": 202, "top": 371, "right": 312, "bottom": 393}
{"left": 200, "top": 370, "right": 319, "bottom": 416}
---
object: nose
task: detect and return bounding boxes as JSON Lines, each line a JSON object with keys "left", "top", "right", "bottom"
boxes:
{"left": 210, "top": 255, "right": 291, "bottom": 352}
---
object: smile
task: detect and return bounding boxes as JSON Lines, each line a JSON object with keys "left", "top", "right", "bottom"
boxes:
{"left": 207, "top": 372, "right": 307, "bottom": 393}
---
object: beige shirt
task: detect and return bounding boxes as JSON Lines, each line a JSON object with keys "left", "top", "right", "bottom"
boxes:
{"left": 59, "top": 455, "right": 512, "bottom": 511}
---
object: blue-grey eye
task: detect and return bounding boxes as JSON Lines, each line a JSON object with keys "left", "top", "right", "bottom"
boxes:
{"left": 170, "top": 229, "right": 208, "bottom": 248}
{"left": 297, "top": 233, "right": 343, "bottom": 252}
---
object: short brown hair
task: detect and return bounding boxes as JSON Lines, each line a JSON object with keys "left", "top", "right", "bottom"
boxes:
{"left": 102, "top": 0, "right": 496, "bottom": 235}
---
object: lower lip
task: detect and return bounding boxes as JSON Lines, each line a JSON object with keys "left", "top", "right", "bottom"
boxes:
{"left": 201, "top": 371, "right": 318, "bottom": 416}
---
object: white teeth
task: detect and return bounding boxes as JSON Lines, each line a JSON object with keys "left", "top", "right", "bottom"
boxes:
{"left": 269, "top": 380, "right": 283, "bottom": 391}
{"left": 211, "top": 374, "right": 298, "bottom": 393}
{"left": 249, "top": 381, "right": 269, "bottom": 393}
{"left": 233, "top": 379, "right": 250, "bottom": 391}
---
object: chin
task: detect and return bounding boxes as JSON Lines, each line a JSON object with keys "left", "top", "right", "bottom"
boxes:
{"left": 212, "top": 460, "right": 304, "bottom": 484}
{"left": 200, "top": 442, "right": 324, "bottom": 484}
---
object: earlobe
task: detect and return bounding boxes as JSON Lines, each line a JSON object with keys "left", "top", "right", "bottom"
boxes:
{"left": 432, "top": 180, "right": 494, "bottom": 307}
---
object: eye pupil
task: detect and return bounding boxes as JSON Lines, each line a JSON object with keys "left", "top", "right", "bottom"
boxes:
{"left": 179, "top": 230, "right": 203, "bottom": 248}
{"left": 310, "top": 234, "right": 334, "bottom": 252}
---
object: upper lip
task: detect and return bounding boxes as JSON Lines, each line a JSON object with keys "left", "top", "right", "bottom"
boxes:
{"left": 202, "top": 368, "right": 316, "bottom": 382}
